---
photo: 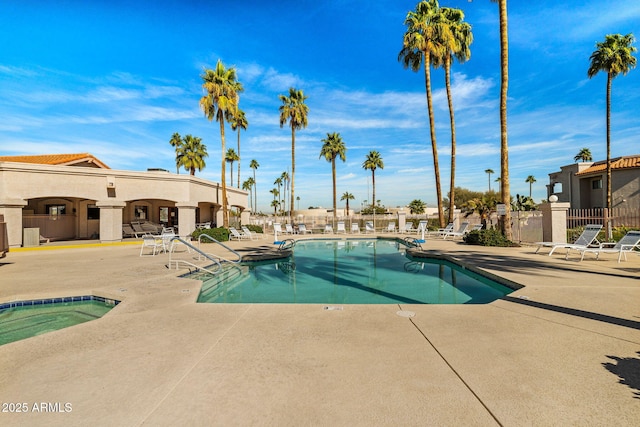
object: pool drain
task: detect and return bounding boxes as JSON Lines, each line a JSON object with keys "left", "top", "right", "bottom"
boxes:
{"left": 396, "top": 310, "right": 415, "bottom": 318}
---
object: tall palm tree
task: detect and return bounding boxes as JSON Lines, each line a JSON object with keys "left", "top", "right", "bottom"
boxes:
{"left": 399, "top": 0, "right": 448, "bottom": 227}
{"left": 362, "top": 151, "right": 384, "bottom": 211}
{"left": 200, "top": 59, "right": 243, "bottom": 228}
{"left": 279, "top": 87, "right": 309, "bottom": 222}
{"left": 242, "top": 177, "right": 255, "bottom": 211}
{"left": 230, "top": 109, "right": 248, "bottom": 188}
{"left": 525, "top": 175, "right": 536, "bottom": 198}
{"left": 169, "top": 132, "right": 183, "bottom": 174}
{"left": 485, "top": 168, "right": 494, "bottom": 192}
{"left": 319, "top": 132, "right": 347, "bottom": 223}
{"left": 435, "top": 7, "right": 472, "bottom": 223}
{"left": 281, "top": 171, "right": 290, "bottom": 215}
{"left": 249, "top": 159, "right": 259, "bottom": 213}
{"left": 274, "top": 177, "right": 283, "bottom": 214}
{"left": 574, "top": 148, "right": 593, "bottom": 163}
{"left": 588, "top": 33, "right": 637, "bottom": 220}
{"left": 270, "top": 199, "right": 279, "bottom": 216}
{"left": 225, "top": 148, "right": 239, "bottom": 187}
{"left": 176, "top": 134, "right": 207, "bottom": 176}
{"left": 341, "top": 192, "right": 355, "bottom": 216}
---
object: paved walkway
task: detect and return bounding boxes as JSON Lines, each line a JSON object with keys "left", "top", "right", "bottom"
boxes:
{"left": 1, "top": 234, "right": 639, "bottom": 426}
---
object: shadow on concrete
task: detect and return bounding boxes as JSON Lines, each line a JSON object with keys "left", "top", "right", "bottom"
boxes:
{"left": 602, "top": 352, "right": 640, "bottom": 399}
{"left": 502, "top": 296, "right": 640, "bottom": 330}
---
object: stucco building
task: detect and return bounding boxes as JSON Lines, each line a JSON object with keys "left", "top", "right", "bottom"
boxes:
{"left": 0, "top": 153, "right": 249, "bottom": 247}
{"left": 547, "top": 155, "right": 640, "bottom": 210}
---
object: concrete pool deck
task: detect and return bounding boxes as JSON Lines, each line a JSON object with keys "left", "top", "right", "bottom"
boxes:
{"left": 1, "top": 234, "right": 639, "bottom": 426}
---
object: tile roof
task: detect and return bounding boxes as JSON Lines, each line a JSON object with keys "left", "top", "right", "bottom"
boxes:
{"left": 575, "top": 155, "right": 640, "bottom": 176}
{"left": 0, "top": 153, "right": 110, "bottom": 169}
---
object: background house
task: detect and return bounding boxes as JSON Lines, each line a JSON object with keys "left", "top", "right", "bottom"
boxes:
{"left": 547, "top": 155, "right": 640, "bottom": 210}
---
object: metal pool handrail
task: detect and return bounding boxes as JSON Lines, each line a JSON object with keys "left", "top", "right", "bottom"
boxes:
{"left": 196, "top": 234, "right": 242, "bottom": 264}
{"left": 166, "top": 236, "right": 223, "bottom": 274}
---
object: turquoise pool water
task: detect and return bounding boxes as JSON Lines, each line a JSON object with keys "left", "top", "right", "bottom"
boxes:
{"left": 197, "top": 239, "right": 514, "bottom": 304}
{"left": 0, "top": 297, "right": 117, "bottom": 346}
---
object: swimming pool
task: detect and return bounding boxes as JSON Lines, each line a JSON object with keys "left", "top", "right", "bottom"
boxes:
{"left": 0, "top": 296, "right": 118, "bottom": 346}
{"left": 197, "top": 239, "right": 516, "bottom": 304}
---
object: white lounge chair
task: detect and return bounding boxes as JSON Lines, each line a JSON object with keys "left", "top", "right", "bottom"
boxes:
{"left": 241, "top": 226, "right": 260, "bottom": 240}
{"left": 351, "top": 223, "right": 360, "bottom": 234}
{"left": 403, "top": 223, "right": 415, "bottom": 234}
{"left": 386, "top": 222, "right": 396, "bottom": 233}
{"left": 298, "top": 224, "right": 313, "bottom": 234}
{"left": 324, "top": 224, "right": 333, "bottom": 234}
{"left": 228, "top": 227, "right": 248, "bottom": 240}
{"left": 336, "top": 221, "right": 346, "bottom": 234}
{"left": 428, "top": 222, "right": 453, "bottom": 237}
{"left": 535, "top": 224, "right": 602, "bottom": 257}
{"left": 442, "top": 222, "right": 469, "bottom": 240}
{"left": 365, "top": 221, "right": 375, "bottom": 234}
{"left": 577, "top": 230, "right": 640, "bottom": 262}
{"left": 285, "top": 223, "right": 296, "bottom": 234}
{"left": 140, "top": 235, "right": 163, "bottom": 256}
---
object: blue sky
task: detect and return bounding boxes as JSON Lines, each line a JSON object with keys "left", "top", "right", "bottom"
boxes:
{"left": 1, "top": 0, "right": 639, "bottom": 213}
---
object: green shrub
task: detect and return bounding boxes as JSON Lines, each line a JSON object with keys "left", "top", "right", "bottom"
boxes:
{"left": 463, "top": 228, "right": 519, "bottom": 247}
{"left": 191, "top": 227, "right": 229, "bottom": 242}
{"left": 244, "top": 224, "right": 263, "bottom": 233}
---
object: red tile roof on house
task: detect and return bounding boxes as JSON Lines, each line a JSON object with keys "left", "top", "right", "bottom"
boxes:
{"left": 575, "top": 155, "right": 640, "bottom": 176}
{"left": 0, "top": 153, "right": 110, "bottom": 169}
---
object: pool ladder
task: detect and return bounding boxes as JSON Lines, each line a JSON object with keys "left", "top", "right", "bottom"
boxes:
{"left": 166, "top": 236, "right": 241, "bottom": 275}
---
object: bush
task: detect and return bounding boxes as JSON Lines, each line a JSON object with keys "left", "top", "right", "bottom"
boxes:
{"left": 463, "top": 228, "right": 519, "bottom": 247}
{"left": 191, "top": 227, "right": 230, "bottom": 242}
{"left": 244, "top": 224, "right": 264, "bottom": 234}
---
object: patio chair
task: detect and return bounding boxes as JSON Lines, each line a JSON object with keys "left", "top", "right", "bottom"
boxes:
{"left": 351, "top": 223, "right": 360, "bottom": 234}
{"left": 122, "top": 224, "right": 139, "bottom": 238}
{"left": 403, "top": 223, "right": 415, "bottom": 234}
{"left": 242, "top": 226, "right": 262, "bottom": 240}
{"left": 577, "top": 230, "right": 640, "bottom": 263}
{"left": 141, "top": 221, "right": 164, "bottom": 234}
{"left": 324, "top": 224, "right": 333, "bottom": 234}
{"left": 386, "top": 222, "right": 396, "bottom": 233}
{"left": 442, "top": 222, "right": 470, "bottom": 240}
{"left": 285, "top": 223, "right": 296, "bottom": 234}
{"left": 298, "top": 224, "right": 313, "bottom": 234}
{"left": 140, "top": 235, "right": 163, "bottom": 256}
{"left": 131, "top": 221, "right": 147, "bottom": 236}
{"left": 337, "top": 221, "right": 346, "bottom": 234}
{"left": 365, "top": 221, "right": 375, "bottom": 234}
{"left": 228, "top": 227, "right": 248, "bottom": 241}
{"left": 535, "top": 224, "right": 602, "bottom": 258}
{"left": 428, "top": 222, "right": 453, "bottom": 237}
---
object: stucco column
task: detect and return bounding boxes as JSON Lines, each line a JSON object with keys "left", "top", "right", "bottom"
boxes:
{"left": 176, "top": 203, "right": 197, "bottom": 237}
{"left": 0, "top": 198, "right": 27, "bottom": 247}
{"left": 214, "top": 206, "right": 224, "bottom": 228}
{"left": 240, "top": 208, "right": 251, "bottom": 226}
{"left": 540, "top": 201, "right": 569, "bottom": 243}
{"left": 96, "top": 201, "right": 126, "bottom": 243}
{"left": 397, "top": 210, "right": 406, "bottom": 233}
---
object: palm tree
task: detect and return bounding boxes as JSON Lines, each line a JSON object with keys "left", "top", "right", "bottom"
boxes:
{"left": 281, "top": 171, "right": 290, "bottom": 215}
{"left": 485, "top": 168, "right": 494, "bottom": 192}
{"left": 433, "top": 6, "right": 473, "bottom": 223}
{"left": 588, "top": 33, "right": 637, "bottom": 221}
{"left": 408, "top": 199, "right": 426, "bottom": 214}
{"left": 270, "top": 199, "right": 279, "bottom": 216}
{"left": 274, "top": 177, "right": 283, "bottom": 214}
{"left": 362, "top": 151, "right": 384, "bottom": 211}
{"left": 249, "top": 159, "right": 259, "bottom": 213}
{"left": 320, "top": 132, "right": 347, "bottom": 223}
{"left": 169, "top": 132, "right": 183, "bottom": 174}
{"left": 525, "top": 175, "right": 536, "bottom": 198}
{"left": 200, "top": 59, "right": 243, "bottom": 228}
{"left": 341, "top": 192, "right": 355, "bottom": 216}
{"left": 574, "top": 148, "right": 593, "bottom": 163}
{"left": 229, "top": 109, "right": 248, "bottom": 188}
{"left": 399, "top": 0, "right": 447, "bottom": 227}
{"left": 242, "top": 177, "right": 255, "bottom": 211}
{"left": 225, "top": 148, "right": 239, "bottom": 187}
{"left": 279, "top": 87, "right": 309, "bottom": 222}
{"left": 176, "top": 134, "right": 207, "bottom": 176}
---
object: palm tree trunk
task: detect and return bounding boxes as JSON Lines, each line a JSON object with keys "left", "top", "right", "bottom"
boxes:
{"left": 332, "top": 158, "right": 337, "bottom": 224}
{"left": 499, "top": 0, "right": 512, "bottom": 240}
{"left": 219, "top": 120, "right": 229, "bottom": 228}
{"left": 290, "top": 127, "right": 296, "bottom": 223}
{"left": 253, "top": 169, "right": 257, "bottom": 214}
{"left": 445, "top": 58, "right": 457, "bottom": 223}
{"left": 423, "top": 51, "right": 445, "bottom": 228}
{"left": 237, "top": 130, "right": 241, "bottom": 189}
{"left": 606, "top": 72, "right": 612, "bottom": 239}
{"left": 371, "top": 171, "right": 376, "bottom": 210}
